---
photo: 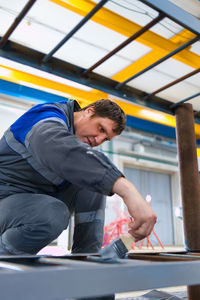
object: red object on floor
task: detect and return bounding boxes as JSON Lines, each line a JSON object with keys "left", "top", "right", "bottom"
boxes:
{"left": 103, "top": 196, "right": 164, "bottom": 250}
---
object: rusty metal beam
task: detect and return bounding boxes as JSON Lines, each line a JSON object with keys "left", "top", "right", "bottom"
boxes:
{"left": 50, "top": 0, "right": 200, "bottom": 72}
{"left": 188, "top": 285, "right": 200, "bottom": 300}
{"left": 148, "top": 68, "right": 200, "bottom": 98}
{"left": 0, "top": 0, "right": 37, "bottom": 49}
{"left": 116, "top": 36, "right": 200, "bottom": 89}
{"left": 83, "top": 13, "right": 165, "bottom": 76}
{"left": 175, "top": 103, "right": 200, "bottom": 299}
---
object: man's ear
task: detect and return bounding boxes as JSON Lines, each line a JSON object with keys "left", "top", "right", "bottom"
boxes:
{"left": 85, "top": 106, "right": 95, "bottom": 116}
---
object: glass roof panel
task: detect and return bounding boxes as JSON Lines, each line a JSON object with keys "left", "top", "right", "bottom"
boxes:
{"left": 117, "top": 41, "right": 151, "bottom": 61}
{"left": 190, "top": 42, "right": 200, "bottom": 55}
{"left": 154, "top": 58, "right": 195, "bottom": 78}
{"left": 150, "top": 18, "right": 184, "bottom": 39}
{"left": 157, "top": 83, "right": 200, "bottom": 111}
{"left": 102, "top": 0, "right": 159, "bottom": 25}
{"left": 127, "top": 69, "right": 174, "bottom": 93}
{"left": 0, "top": 9, "right": 17, "bottom": 36}
{"left": 93, "top": 55, "right": 132, "bottom": 77}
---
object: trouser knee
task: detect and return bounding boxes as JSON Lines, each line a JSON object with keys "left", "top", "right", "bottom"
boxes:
{"left": 41, "top": 199, "right": 70, "bottom": 239}
{"left": 0, "top": 194, "right": 70, "bottom": 254}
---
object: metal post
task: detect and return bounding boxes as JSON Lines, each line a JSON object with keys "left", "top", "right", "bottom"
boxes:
{"left": 175, "top": 103, "right": 200, "bottom": 299}
{"left": 188, "top": 285, "right": 200, "bottom": 300}
{"left": 175, "top": 103, "right": 200, "bottom": 251}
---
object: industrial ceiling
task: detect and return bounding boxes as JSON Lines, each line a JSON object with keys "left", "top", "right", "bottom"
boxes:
{"left": 0, "top": 0, "right": 199, "bottom": 123}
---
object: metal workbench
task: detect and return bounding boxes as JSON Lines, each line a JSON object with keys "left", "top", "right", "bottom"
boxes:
{"left": 0, "top": 252, "right": 200, "bottom": 300}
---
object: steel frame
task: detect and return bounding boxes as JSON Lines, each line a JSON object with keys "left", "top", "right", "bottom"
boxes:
{"left": 116, "top": 36, "right": 200, "bottom": 88}
{"left": 0, "top": 39, "right": 172, "bottom": 114}
{"left": 170, "top": 93, "right": 200, "bottom": 110}
{"left": 83, "top": 13, "right": 165, "bottom": 76}
{"left": 0, "top": 254, "right": 200, "bottom": 299}
{"left": 0, "top": 0, "right": 36, "bottom": 49}
{"left": 0, "top": 0, "right": 199, "bottom": 119}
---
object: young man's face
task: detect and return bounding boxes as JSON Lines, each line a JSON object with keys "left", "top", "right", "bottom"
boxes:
{"left": 75, "top": 107, "right": 118, "bottom": 147}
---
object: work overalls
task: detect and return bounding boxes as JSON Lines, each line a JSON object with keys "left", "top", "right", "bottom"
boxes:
{"left": 0, "top": 100, "right": 122, "bottom": 255}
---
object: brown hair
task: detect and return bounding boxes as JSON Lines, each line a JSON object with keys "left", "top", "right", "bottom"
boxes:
{"left": 81, "top": 99, "right": 126, "bottom": 134}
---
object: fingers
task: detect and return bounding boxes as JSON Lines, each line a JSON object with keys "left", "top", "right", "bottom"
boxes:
{"left": 128, "top": 213, "right": 157, "bottom": 242}
{"left": 128, "top": 221, "right": 140, "bottom": 230}
{"left": 128, "top": 226, "right": 151, "bottom": 241}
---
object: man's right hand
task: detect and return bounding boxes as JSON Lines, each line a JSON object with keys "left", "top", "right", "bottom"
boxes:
{"left": 112, "top": 177, "right": 157, "bottom": 241}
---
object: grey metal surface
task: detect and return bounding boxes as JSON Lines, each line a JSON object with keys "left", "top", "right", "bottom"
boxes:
{"left": 140, "top": 0, "right": 200, "bottom": 35}
{"left": 0, "top": 256, "right": 200, "bottom": 300}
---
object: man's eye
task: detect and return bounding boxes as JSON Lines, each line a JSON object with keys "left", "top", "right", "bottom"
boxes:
{"left": 100, "top": 126, "right": 105, "bottom": 133}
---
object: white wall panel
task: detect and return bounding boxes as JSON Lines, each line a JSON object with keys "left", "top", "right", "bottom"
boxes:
{"left": 0, "top": 100, "right": 27, "bottom": 137}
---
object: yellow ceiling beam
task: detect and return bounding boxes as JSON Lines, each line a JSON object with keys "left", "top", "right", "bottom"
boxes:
{"left": 0, "top": 65, "right": 103, "bottom": 105}
{"left": 49, "top": 0, "right": 200, "bottom": 73}
{"left": 112, "top": 99, "right": 200, "bottom": 140}
{"left": 114, "top": 99, "right": 175, "bottom": 127}
{"left": 0, "top": 64, "right": 174, "bottom": 127}
{"left": 195, "top": 125, "right": 200, "bottom": 140}
{"left": 112, "top": 29, "right": 197, "bottom": 82}
{"left": 170, "top": 29, "right": 196, "bottom": 45}
{"left": 112, "top": 49, "right": 164, "bottom": 81}
{"left": 0, "top": 64, "right": 200, "bottom": 139}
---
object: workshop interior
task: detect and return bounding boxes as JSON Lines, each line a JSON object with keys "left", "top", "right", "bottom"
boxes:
{"left": 0, "top": 0, "right": 200, "bottom": 299}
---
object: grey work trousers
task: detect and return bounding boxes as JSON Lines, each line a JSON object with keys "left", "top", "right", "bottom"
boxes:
{"left": 0, "top": 187, "right": 106, "bottom": 255}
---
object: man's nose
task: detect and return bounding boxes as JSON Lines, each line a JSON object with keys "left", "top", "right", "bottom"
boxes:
{"left": 95, "top": 134, "right": 107, "bottom": 145}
